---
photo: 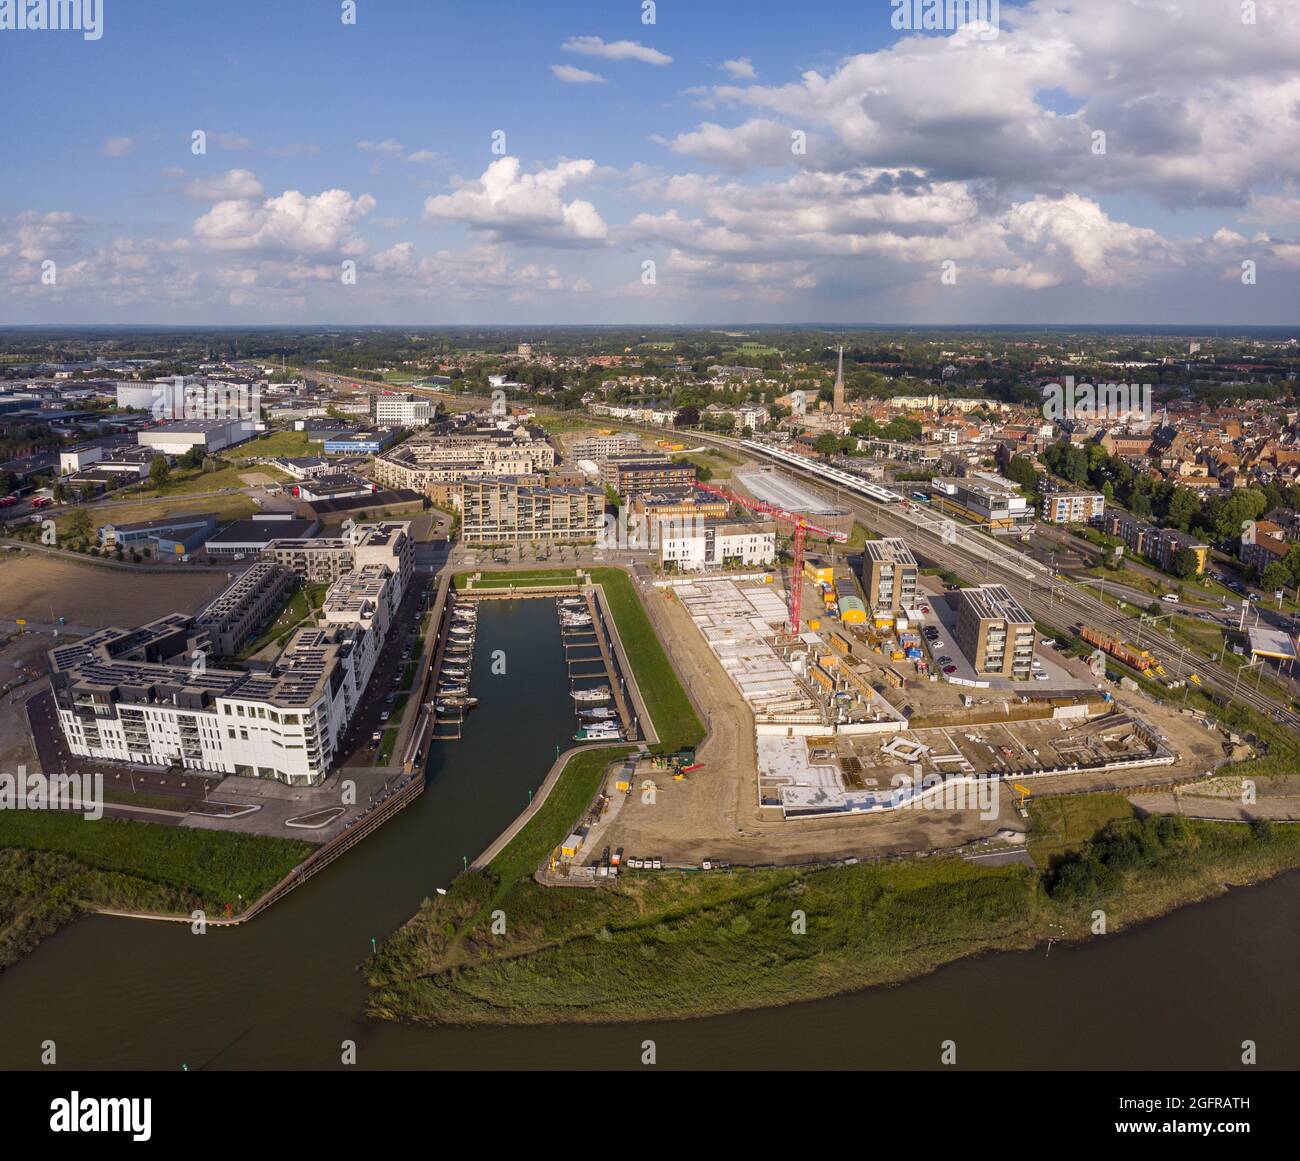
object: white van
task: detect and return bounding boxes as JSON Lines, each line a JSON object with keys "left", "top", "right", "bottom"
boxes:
{"left": 1161, "top": 593, "right": 1180, "bottom": 603}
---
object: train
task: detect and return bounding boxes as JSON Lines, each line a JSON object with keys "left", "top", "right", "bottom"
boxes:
{"left": 1079, "top": 625, "right": 1166, "bottom": 677}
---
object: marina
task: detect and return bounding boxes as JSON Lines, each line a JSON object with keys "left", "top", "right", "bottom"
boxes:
{"left": 432, "top": 598, "right": 480, "bottom": 741}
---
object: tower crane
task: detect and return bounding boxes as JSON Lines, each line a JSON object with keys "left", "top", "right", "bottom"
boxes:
{"left": 695, "top": 482, "right": 848, "bottom": 633}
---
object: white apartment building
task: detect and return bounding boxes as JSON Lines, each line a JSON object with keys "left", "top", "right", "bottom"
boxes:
{"left": 374, "top": 396, "right": 438, "bottom": 426}
{"left": 659, "top": 519, "right": 777, "bottom": 572}
{"left": 49, "top": 523, "right": 412, "bottom": 786}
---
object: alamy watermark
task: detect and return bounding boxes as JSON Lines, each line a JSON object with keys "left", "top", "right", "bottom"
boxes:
{"left": 1042, "top": 376, "right": 1153, "bottom": 425}
{"left": 0, "top": 766, "right": 103, "bottom": 820}
{"left": 891, "top": 769, "right": 1000, "bottom": 820}
{"left": 891, "top": 0, "right": 999, "bottom": 40}
{"left": 0, "top": 0, "right": 103, "bottom": 40}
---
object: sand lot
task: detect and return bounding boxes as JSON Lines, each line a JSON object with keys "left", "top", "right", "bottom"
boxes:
{"left": 0, "top": 553, "right": 228, "bottom": 625}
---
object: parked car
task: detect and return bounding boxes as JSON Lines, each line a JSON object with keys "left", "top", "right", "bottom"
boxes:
{"left": 1033, "top": 671, "right": 1050, "bottom": 681}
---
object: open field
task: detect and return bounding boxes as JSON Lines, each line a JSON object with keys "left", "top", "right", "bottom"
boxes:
{"left": 0, "top": 553, "right": 228, "bottom": 624}
{"left": 233, "top": 430, "right": 324, "bottom": 458}
{"left": 57, "top": 491, "right": 258, "bottom": 533}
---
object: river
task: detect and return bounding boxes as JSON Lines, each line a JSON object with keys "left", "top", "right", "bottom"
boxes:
{"left": 1, "top": 599, "right": 1295, "bottom": 1070}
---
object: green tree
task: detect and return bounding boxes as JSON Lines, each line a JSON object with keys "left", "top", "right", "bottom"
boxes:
{"left": 1260, "top": 562, "right": 1291, "bottom": 593}
{"left": 148, "top": 454, "right": 170, "bottom": 489}
{"left": 1170, "top": 547, "right": 1201, "bottom": 579}
{"left": 63, "top": 508, "right": 92, "bottom": 544}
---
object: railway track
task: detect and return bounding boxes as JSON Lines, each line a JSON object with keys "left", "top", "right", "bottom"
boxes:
{"left": 627, "top": 423, "right": 1300, "bottom": 731}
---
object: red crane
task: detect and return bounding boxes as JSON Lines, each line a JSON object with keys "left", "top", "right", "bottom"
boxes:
{"left": 695, "top": 482, "right": 848, "bottom": 632}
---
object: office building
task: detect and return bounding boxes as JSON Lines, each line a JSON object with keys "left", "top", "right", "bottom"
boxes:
{"left": 930, "top": 474, "right": 1033, "bottom": 531}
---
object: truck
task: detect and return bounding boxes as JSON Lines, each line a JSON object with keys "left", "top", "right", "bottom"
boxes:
{"left": 0, "top": 495, "right": 17, "bottom": 508}
{"left": 30, "top": 496, "right": 52, "bottom": 509}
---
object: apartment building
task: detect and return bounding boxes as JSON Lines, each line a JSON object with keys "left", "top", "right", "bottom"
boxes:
{"left": 371, "top": 423, "right": 555, "bottom": 495}
{"left": 1104, "top": 511, "right": 1209, "bottom": 574}
{"left": 860, "top": 538, "right": 919, "bottom": 621}
{"left": 48, "top": 526, "right": 412, "bottom": 786}
{"left": 600, "top": 457, "right": 696, "bottom": 498}
{"left": 259, "top": 521, "right": 413, "bottom": 588}
{"left": 196, "top": 562, "right": 296, "bottom": 656}
{"left": 658, "top": 519, "right": 776, "bottom": 572}
{"left": 631, "top": 489, "right": 730, "bottom": 534}
{"left": 1041, "top": 490, "right": 1106, "bottom": 524}
{"left": 571, "top": 432, "right": 645, "bottom": 462}
{"left": 955, "top": 584, "right": 1036, "bottom": 680}
{"left": 460, "top": 477, "right": 605, "bottom": 544}
{"left": 374, "top": 395, "right": 438, "bottom": 427}
{"left": 1240, "top": 519, "right": 1291, "bottom": 574}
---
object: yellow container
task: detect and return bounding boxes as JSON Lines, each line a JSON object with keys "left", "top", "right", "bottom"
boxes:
{"left": 809, "top": 619, "right": 821, "bottom": 630}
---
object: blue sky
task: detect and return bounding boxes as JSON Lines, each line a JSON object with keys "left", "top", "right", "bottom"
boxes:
{"left": 2, "top": 0, "right": 1298, "bottom": 325}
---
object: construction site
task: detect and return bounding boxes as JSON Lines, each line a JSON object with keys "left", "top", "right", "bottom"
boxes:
{"left": 593, "top": 563, "right": 1231, "bottom": 868}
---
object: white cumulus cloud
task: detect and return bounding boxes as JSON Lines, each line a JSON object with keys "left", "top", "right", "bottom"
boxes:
{"left": 423, "top": 157, "right": 608, "bottom": 245}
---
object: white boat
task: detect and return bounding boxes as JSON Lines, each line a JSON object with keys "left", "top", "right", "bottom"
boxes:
{"left": 579, "top": 707, "right": 618, "bottom": 720}
{"left": 436, "top": 697, "right": 478, "bottom": 711}
{"left": 571, "top": 686, "right": 612, "bottom": 703}
{"left": 438, "top": 684, "right": 468, "bottom": 696}
{"left": 441, "top": 668, "right": 467, "bottom": 679}
{"left": 557, "top": 596, "right": 585, "bottom": 608}
{"left": 560, "top": 613, "right": 592, "bottom": 626}
{"left": 574, "top": 724, "right": 623, "bottom": 741}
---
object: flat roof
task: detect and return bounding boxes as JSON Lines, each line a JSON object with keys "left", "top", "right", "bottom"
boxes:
{"left": 1248, "top": 626, "right": 1297, "bottom": 660}
{"left": 958, "top": 583, "right": 1034, "bottom": 625}
{"left": 865, "top": 537, "right": 917, "bottom": 566}
{"left": 208, "top": 518, "right": 318, "bottom": 544}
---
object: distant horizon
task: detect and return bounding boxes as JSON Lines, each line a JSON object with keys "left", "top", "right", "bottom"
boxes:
{"left": 3, "top": 322, "right": 1300, "bottom": 336}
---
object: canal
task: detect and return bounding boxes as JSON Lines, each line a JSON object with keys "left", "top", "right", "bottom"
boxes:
{"left": 0, "top": 598, "right": 1296, "bottom": 1070}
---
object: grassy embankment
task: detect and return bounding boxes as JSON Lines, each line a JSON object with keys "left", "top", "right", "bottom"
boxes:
{"left": 0, "top": 812, "right": 312, "bottom": 969}
{"left": 365, "top": 574, "right": 1300, "bottom": 1027}
{"left": 368, "top": 787, "right": 1300, "bottom": 1026}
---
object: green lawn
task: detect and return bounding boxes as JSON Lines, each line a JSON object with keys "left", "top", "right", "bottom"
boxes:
{"left": 0, "top": 811, "right": 311, "bottom": 905}
{"left": 234, "top": 430, "right": 324, "bottom": 458}
{"left": 486, "top": 746, "right": 633, "bottom": 895}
